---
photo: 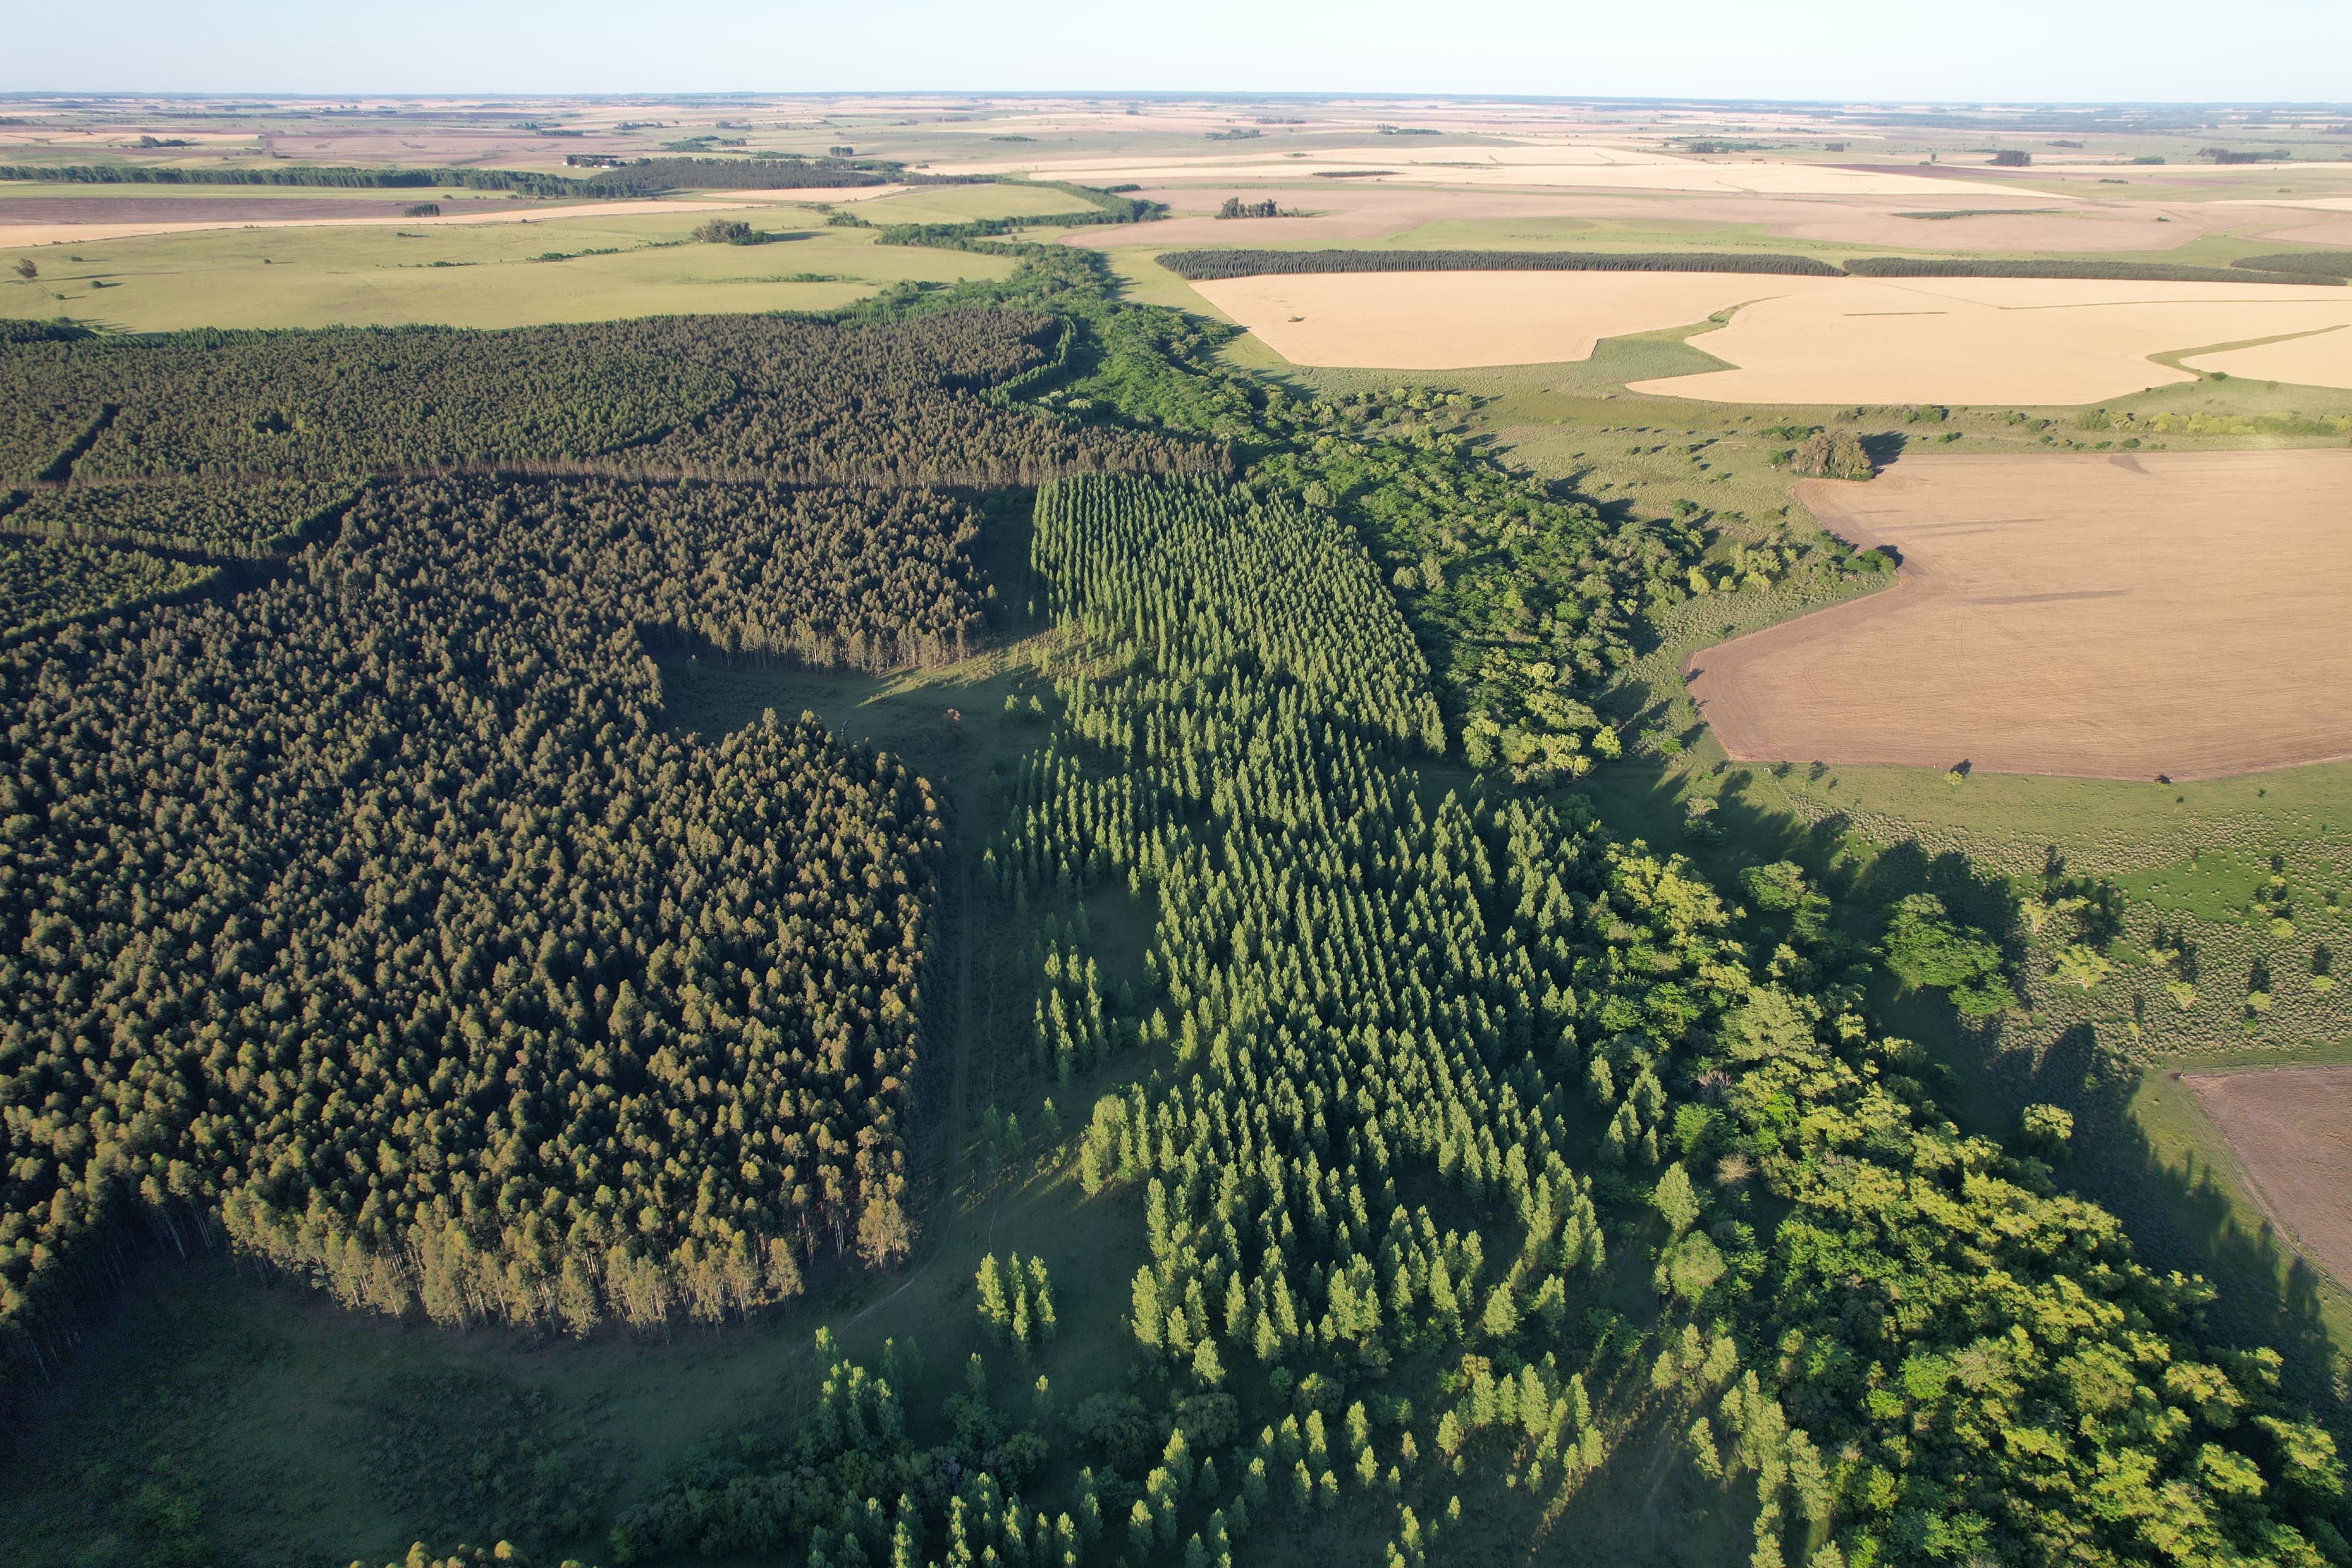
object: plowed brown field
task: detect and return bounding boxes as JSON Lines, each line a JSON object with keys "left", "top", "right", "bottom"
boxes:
{"left": 2187, "top": 1066, "right": 2352, "bottom": 1292}
{"left": 1687, "top": 450, "right": 2352, "bottom": 780}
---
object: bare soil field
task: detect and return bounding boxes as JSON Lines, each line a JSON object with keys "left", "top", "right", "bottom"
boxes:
{"left": 1191, "top": 270, "right": 1789, "bottom": 369}
{"left": 1630, "top": 276, "right": 2352, "bottom": 402}
{"left": 2186, "top": 1066, "right": 2352, "bottom": 1292}
{"left": 1687, "top": 450, "right": 2352, "bottom": 780}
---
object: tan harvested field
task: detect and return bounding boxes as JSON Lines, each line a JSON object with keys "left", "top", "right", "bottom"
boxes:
{"left": 2186, "top": 1067, "right": 2352, "bottom": 1292}
{"left": 1629, "top": 276, "right": 2352, "bottom": 402}
{"left": 2184, "top": 324, "right": 2352, "bottom": 385}
{"left": 1687, "top": 450, "right": 2352, "bottom": 780}
{"left": 1194, "top": 269, "right": 2352, "bottom": 396}
{"left": 1191, "top": 270, "right": 1785, "bottom": 369}
{"left": 1069, "top": 183, "right": 2230, "bottom": 254}
{"left": 943, "top": 144, "right": 2035, "bottom": 198}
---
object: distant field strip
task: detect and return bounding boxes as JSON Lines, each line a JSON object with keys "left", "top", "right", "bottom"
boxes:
{"left": 0, "top": 189, "right": 907, "bottom": 247}
{"left": 1158, "top": 249, "right": 1842, "bottom": 280}
{"left": 2187, "top": 1066, "right": 2352, "bottom": 1293}
{"left": 1687, "top": 450, "right": 2352, "bottom": 780}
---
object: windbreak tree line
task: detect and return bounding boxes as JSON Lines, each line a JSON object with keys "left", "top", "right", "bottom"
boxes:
{"left": 0, "top": 475, "right": 986, "bottom": 1351}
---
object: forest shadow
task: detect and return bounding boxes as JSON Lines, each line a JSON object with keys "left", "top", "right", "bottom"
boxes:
{"left": 1972, "top": 1027, "right": 2345, "bottom": 1397}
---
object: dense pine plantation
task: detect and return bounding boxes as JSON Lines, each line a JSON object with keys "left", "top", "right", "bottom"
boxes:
{"left": 0, "top": 310, "right": 1216, "bottom": 644}
{"left": 0, "top": 476, "right": 971, "bottom": 1348}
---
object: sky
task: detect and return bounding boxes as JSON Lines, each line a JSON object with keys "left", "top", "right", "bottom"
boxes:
{"left": 9, "top": 0, "right": 2351, "bottom": 105}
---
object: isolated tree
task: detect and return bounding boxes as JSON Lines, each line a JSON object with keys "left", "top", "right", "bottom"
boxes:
{"left": 12, "top": 257, "right": 34, "bottom": 281}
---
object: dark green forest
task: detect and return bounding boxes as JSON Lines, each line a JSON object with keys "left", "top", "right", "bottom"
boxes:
{"left": 0, "top": 205, "right": 2345, "bottom": 1568}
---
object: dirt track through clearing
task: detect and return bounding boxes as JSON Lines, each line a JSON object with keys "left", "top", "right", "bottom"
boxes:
{"left": 1687, "top": 450, "right": 2352, "bottom": 780}
{"left": 2187, "top": 1066, "right": 2352, "bottom": 1294}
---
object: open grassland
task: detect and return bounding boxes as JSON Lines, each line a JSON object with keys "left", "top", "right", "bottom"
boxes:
{"left": 0, "top": 209, "right": 1016, "bottom": 330}
{"left": 1689, "top": 451, "right": 2352, "bottom": 780}
{"left": 2187, "top": 1067, "right": 2352, "bottom": 1294}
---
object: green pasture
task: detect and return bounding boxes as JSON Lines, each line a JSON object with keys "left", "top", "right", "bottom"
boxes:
{"left": 0, "top": 205, "right": 1016, "bottom": 331}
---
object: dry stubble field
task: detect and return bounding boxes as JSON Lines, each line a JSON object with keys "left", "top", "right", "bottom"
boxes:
{"left": 2186, "top": 1068, "right": 2352, "bottom": 1294}
{"left": 1188, "top": 268, "right": 2352, "bottom": 398}
{"left": 1686, "top": 450, "right": 2352, "bottom": 780}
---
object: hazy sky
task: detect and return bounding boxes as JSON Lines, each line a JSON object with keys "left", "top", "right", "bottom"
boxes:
{"left": 9, "top": 0, "right": 2350, "bottom": 104}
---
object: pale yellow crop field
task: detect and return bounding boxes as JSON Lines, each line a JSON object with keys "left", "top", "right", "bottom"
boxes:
{"left": 1688, "top": 451, "right": 2352, "bottom": 780}
{"left": 1194, "top": 269, "right": 2352, "bottom": 395}
{"left": 1191, "top": 270, "right": 1800, "bottom": 369}
{"left": 2185, "top": 325, "right": 2352, "bottom": 385}
{"left": 1635, "top": 277, "right": 2352, "bottom": 402}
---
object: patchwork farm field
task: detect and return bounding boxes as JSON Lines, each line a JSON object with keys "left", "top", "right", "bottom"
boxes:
{"left": 1191, "top": 269, "right": 1786, "bottom": 368}
{"left": 1188, "top": 266, "right": 2352, "bottom": 398}
{"left": 1637, "top": 276, "right": 2352, "bottom": 402}
{"left": 2187, "top": 1068, "right": 2352, "bottom": 1293}
{"left": 1687, "top": 450, "right": 2352, "bottom": 778}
